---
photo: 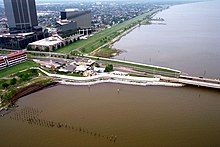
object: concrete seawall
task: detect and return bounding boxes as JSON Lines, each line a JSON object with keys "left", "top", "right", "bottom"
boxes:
{"left": 59, "top": 80, "right": 184, "bottom": 87}
{"left": 37, "top": 68, "right": 184, "bottom": 87}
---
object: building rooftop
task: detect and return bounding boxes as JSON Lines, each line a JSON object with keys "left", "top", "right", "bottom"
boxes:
{"left": 56, "top": 19, "right": 74, "bottom": 26}
{"left": 7, "top": 51, "right": 25, "bottom": 58}
{"left": 29, "top": 35, "right": 63, "bottom": 46}
{"left": 0, "top": 51, "right": 26, "bottom": 61}
{"left": 65, "top": 8, "right": 79, "bottom": 12}
{"left": 59, "top": 65, "right": 76, "bottom": 72}
{"left": 75, "top": 65, "right": 89, "bottom": 72}
{"left": 0, "top": 32, "right": 35, "bottom": 38}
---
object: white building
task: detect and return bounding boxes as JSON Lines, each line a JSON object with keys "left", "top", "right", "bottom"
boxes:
{"left": 28, "top": 34, "right": 64, "bottom": 51}
{"left": 75, "top": 65, "right": 89, "bottom": 72}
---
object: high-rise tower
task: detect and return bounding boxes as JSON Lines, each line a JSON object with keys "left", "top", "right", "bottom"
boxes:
{"left": 3, "top": 0, "right": 38, "bottom": 33}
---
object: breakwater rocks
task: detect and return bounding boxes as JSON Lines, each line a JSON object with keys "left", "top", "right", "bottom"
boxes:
{"left": 9, "top": 107, "right": 118, "bottom": 143}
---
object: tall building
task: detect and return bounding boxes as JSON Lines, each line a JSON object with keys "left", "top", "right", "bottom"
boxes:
{"left": 1, "top": 0, "right": 47, "bottom": 50}
{"left": 3, "top": 0, "right": 38, "bottom": 33}
{"left": 61, "top": 9, "right": 91, "bottom": 31}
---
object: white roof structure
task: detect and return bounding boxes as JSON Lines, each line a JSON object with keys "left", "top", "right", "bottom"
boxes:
{"left": 29, "top": 35, "right": 63, "bottom": 47}
{"left": 58, "top": 68, "right": 69, "bottom": 73}
{"left": 75, "top": 65, "right": 89, "bottom": 72}
{"left": 65, "top": 8, "right": 79, "bottom": 12}
{"left": 33, "top": 59, "right": 60, "bottom": 68}
{"left": 93, "top": 67, "right": 105, "bottom": 73}
{"left": 0, "top": 32, "right": 34, "bottom": 37}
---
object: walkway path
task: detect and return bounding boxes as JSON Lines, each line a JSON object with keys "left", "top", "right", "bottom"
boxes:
{"left": 36, "top": 68, "right": 184, "bottom": 87}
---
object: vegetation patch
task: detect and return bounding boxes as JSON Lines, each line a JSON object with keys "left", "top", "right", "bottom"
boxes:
{"left": 56, "top": 71, "right": 84, "bottom": 77}
{"left": 0, "top": 60, "right": 40, "bottom": 78}
{"left": 0, "top": 51, "right": 11, "bottom": 55}
{"left": 104, "top": 64, "right": 114, "bottom": 72}
{"left": 93, "top": 45, "right": 122, "bottom": 58}
{"left": 0, "top": 68, "right": 52, "bottom": 108}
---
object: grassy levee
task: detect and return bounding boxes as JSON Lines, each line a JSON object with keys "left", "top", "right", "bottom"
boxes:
{"left": 0, "top": 60, "right": 40, "bottom": 78}
{"left": 86, "top": 56, "right": 180, "bottom": 74}
{"left": 55, "top": 10, "right": 158, "bottom": 54}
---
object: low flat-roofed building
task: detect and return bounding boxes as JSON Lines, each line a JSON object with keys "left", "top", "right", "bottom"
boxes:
{"left": 59, "top": 65, "right": 76, "bottom": 73}
{"left": 0, "top": 51, "right": 27, "bottom": 70}
{"left": 75, "top": 65, "right": 89, "bottom": 72}
{"left": 0, "top": 29, "right": 46, "bottom": 50}
{"left": 33, "top": 59, "right": 60, "bottom": 69}
{"left": 93, "top": 67, "right": 105, "bottom": 73}
{"left": 6, "top": 51, "right": 27, "bottom": 66}
{"left": 28, "top": 35, "right": 64, "bottom": 51}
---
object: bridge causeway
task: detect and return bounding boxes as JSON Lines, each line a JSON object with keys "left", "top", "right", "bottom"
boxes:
{"left": 158, "top": 75, "right": 220, "bottom": 89}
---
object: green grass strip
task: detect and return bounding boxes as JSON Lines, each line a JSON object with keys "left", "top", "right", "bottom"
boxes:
{"left": 55, "top": 10, "right": 156, "bottom": 54}
{"left": 0, "top": 60, "right": 40, "bottom": 78}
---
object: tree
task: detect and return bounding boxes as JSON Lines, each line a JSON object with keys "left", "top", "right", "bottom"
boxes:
{"left": 27, "top": 45, "right": 32, "bottom": 51}
{"left": 104, "top": 64, "right": 113, "bottom": 72}
{"left": 52, "top": 46, "right": 55, "bottom": 51}
{"left": 31, "top": 69, "right": 38, "bottom": 75}
{"left": 2, "top": 83, "right": 9, "bottom": 89}
{"left": 61, "top": 42, "right": 64, "bottom": 47}
{"left": 45, "top": 47, "right": 49, "bottom": 52}
{"left": 35, "top": 47, "right": 40, "bottom": 51}
{"left": 10, "top": 78, "right": 17, "bottom": 85}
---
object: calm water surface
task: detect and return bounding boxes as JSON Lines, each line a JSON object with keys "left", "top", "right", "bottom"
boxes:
{"left": 1, "top": 1, "right": 220, "bottom": 147}
{"left": 113, "top": 0, "right": 220, "bottom": 78}
{"left": 0, "top": 84, "right": 220, "bottom": 146}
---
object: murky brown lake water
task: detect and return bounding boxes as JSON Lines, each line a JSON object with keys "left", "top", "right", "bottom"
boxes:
{"left": 1, "top": 1, "right": 220, "bottom": 147}
{"left": 113, "top": 0, "right": 220, "bottom": 78}
{"left": 1, "top": 84, "right": 220, "bottom": 146}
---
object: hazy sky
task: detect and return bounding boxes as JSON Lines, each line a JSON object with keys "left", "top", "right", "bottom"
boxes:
{"left": 0, "top": 0, "right": 206, "bottom": 3}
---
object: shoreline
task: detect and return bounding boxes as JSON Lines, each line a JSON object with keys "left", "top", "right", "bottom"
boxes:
{"left": 0, "top": 77, "right": 184, "bottom": 115}
{"left": 39, "top": 67, "right": 184, "bottom": 87}
{"left": 58, "top": 80, "right": 184, "bottom": 87}
{"left": 90, "top": 7, "right": 166, "bottom": 57}
{"left": 109, "top": 7, "right": 168, "bottom": 57}
{"left": 0, "top": 66, "right": 184, "bottom": 113}
{"left": 0, "top": 81, "right": 58, "bottom": 115}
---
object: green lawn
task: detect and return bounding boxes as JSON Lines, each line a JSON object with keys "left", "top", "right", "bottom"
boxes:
{"left": 0, "top": 51, "right": 11, "bottom": 55}
{"left": 0, "top": 60, "right": 40, "bottom": 78}
{"left": 55, "top": 9, "right": 159, "bottom": 54}
{"left": 56, "top": 71, "right": 84, "bottom": 77}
